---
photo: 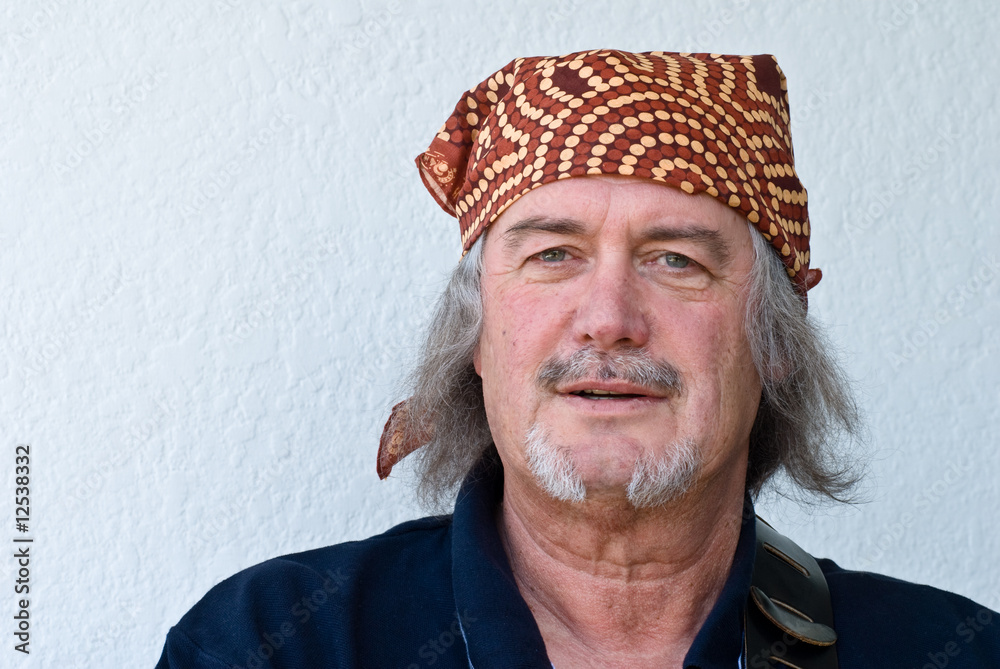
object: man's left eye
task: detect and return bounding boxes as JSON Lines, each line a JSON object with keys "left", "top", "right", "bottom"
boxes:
{"left": 658, "top": 253, "right": 690, "bottom": 269}
{"left": 538, "top": 249, "right": 567, "bottom": 262}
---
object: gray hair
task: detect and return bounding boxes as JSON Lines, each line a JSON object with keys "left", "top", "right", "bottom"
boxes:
{"left": 400, "top": 227, "right": 864, "bottom": 509}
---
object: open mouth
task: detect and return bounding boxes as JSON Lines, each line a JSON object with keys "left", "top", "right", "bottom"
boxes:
{"left": 571, "top": 389, "right": 647, "bottom": 400}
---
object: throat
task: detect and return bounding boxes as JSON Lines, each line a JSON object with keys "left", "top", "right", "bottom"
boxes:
{"left": 496, "top": 478, "right": 748, "bottom": 668}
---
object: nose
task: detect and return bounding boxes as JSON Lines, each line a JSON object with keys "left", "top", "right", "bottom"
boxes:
{"left": 572, "top": 257, "right": 650, "bottom": 350}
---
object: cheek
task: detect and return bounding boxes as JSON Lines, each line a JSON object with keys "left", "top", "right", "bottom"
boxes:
{"left": 669, "top": 304, "right": 756, "bottom": 398}
{"left": 696, "top": 308, "right": 760, "bottom": 427}
{"left": 477, "top": 300, "right": 534, "bottom": 442}
{"left": 477, "top": 285, "right": 571, "bottom": 409}
{"left": 482, "top": 287, "right": 562, "bottom": 363}
{"left": 667, "top": 307, "right": 727, "bottom": 366}
{"left": 477, "top": 292, "right": 524, "bottom": 393}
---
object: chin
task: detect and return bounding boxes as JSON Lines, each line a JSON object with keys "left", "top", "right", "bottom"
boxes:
{"left": 524, "top": 426, "right": 702, "bottom": 508}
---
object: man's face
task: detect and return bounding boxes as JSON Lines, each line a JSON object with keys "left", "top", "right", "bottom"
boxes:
{"left": 473, "top": 175, "right": 762, "bottom": 505}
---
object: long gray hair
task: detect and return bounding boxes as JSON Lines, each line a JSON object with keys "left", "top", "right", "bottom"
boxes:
{"left": 400, "top": 227, "right": 864, "bottom": 509}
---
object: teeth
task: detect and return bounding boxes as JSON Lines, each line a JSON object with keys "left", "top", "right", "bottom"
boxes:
{"left": 576, "top": 389, "right": 631, "bottom": 397}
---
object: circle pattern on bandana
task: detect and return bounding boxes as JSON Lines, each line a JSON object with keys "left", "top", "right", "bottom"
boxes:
{"left": 416, "top": 49, "right": 815, "bottom": 295}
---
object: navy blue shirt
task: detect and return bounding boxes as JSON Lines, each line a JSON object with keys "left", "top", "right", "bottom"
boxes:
{"left": 156, "top": 461, "right": 1000, "bottom": 668}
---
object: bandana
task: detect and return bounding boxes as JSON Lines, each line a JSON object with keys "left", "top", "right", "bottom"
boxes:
{"left": 416, "top": 48, "right": 821, "bottom": 294}
{"left": 379, "top": 49, "right": 822, "bottom": 480}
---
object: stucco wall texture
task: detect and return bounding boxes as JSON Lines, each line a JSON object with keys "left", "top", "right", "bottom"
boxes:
{"left": 2, "top": 0, "right": 998, "bottom": 665}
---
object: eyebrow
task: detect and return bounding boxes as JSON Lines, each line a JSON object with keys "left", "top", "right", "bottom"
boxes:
{"left": 501, "top": 216, "right": 732, "bottom": 266}
{"left": 643, "top": 225, "right": 732, "bottom": 267}
{"left": 500, "top": 216, "right": 587, "bottom": 251}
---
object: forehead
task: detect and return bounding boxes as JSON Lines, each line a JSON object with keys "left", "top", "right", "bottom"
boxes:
{"left": 489, "top": 175, "right": 751, "bottom": 245}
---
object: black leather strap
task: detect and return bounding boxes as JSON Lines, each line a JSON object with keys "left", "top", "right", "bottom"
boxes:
{"left": 745, "top": 518, "right": 839, "bottom": 669}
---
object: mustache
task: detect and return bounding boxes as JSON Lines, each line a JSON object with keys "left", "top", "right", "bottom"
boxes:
{"left": 536, "top": 347, "right": 683, "bottom": 396}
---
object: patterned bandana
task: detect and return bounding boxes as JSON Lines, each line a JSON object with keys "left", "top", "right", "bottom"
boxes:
{"left": 415, "top": 48, "right": 821, "bottom": 295}
{"left": 379, "top": 49, "right": 823, "bottom": 480}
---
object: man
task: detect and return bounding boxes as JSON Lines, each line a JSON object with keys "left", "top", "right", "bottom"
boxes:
{"left": 156, "top": 49, "right": 1000, "bottom": 668}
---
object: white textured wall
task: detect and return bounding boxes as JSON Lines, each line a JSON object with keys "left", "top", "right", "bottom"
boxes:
{"left": 2, "top": 0, "right": 997, "bottom": 665}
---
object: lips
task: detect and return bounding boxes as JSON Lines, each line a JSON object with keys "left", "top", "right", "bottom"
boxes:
{"left": 560, "top": 381, "right": 663, "bottom": 400}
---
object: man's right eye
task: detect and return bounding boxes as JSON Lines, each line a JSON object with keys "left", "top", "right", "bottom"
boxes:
{"left": 537, "top": 249, "right": 567, "bottom": 262}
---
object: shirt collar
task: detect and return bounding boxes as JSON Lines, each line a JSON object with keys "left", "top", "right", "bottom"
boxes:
{"left": 682, "top": 495, "right": 756, "bottom": 668}
{"left": 450, "top": 455, "right": 757, "bottom": 669}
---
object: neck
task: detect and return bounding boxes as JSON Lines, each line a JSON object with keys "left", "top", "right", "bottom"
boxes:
{"left": 498, "top": 465, "right": 747, "bottom": 668}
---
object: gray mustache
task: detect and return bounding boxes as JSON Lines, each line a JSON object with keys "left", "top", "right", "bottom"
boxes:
{"left": 536, "top": 347, "right": 683, "bottom": 396}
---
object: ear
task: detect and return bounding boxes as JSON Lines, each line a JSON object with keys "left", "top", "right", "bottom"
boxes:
{"left": 473, "top": 342, "right": 483, "bottom": 376}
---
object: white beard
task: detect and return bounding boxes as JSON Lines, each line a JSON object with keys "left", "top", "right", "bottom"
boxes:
{"left": 524, "top": 425, "right": 587, "bottom": 503}
{"left": 523, "top": 425, "right": 700, "bottom": 508}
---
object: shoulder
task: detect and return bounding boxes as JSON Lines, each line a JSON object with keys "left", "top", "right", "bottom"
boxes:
{"left": 156, "top": 515, "right": 460, "bottom": 669}
{"left": 819, "top": 559, "right": 1000, "bottom": 667}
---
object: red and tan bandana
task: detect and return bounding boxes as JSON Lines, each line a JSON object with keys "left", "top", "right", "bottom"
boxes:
{"left": 416, "top": 48, "right": 822, "bottom": 295}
